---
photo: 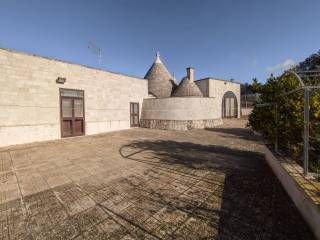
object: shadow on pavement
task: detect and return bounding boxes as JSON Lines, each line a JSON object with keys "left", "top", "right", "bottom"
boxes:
{"left": 119, "top": 139, "right": 315, "bottom": 240}
{"left": 205, "top": 127, "right": 260, "bottom": 141}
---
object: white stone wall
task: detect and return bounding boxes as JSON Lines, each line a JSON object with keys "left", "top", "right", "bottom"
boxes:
{"left": 141, "top": 97, "right": 220, "bottom": 121}
{"left": 0, "top": 48, "right": 148, "bottom": 147}
{"left": 195, "top": 78, "right": 241, "bottom": 118}
{"left": 194, "top": 79, "right": 208, "bottom": 97}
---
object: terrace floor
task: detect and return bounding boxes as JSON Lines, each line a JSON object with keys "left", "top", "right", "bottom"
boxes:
{"left": 0, "top": 119, "right": 315, "bottom": 239}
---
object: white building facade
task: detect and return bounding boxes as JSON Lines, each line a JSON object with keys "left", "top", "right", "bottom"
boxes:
{"left": 0, "top": 48, "right": 147, "bottom": 147}
{"left": 0, "top": 48, "right": 240, "bottom": 147}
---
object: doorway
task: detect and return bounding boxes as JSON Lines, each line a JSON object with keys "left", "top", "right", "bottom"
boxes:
{"left": 60, "top": 88, "right": 85, "bottom": 137}
{"left": 130, "top": 102, "right": 139, "bottom": 127}
{"left": 222, "top": 91, "right": 238, "bottom": 118}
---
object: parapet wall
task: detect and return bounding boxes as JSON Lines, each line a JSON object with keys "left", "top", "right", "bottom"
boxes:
{"left": 140, "top": 97, "right": 222, "bottom": 130}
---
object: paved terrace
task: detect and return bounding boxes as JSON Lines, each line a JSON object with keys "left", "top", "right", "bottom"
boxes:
{"left": 0, "top": 119, "right": 315, "bottom": 239}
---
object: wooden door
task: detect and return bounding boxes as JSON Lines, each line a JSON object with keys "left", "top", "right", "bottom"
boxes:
{"left": 230, "top": 97, "right": 235, "bottom": 117}
{"left": 130, "top": 102, "right": 139, "bottom": 127}
{"left": 225, "top": 98, "right": 231, "bottom": 117}
{"left": 224, "top": 97, "right": 236, "bottom": 117}
{"left": 222, "top": 91, "right": 238, "bottom": 118}
{"left": 60, "top": 89, "right": 85, "bottom": 137}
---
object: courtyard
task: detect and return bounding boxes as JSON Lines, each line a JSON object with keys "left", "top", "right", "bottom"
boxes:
{"left": 0, "top": 119, "right": 315, "bottom": 239}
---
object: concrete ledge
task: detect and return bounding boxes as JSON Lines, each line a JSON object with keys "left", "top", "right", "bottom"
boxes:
{"left": 262, "top": 146, "right": 320, "bottom": 239}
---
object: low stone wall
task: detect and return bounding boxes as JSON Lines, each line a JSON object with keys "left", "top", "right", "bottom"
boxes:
{"left": 262, "top": 146, "right": 320, "bottom": 239}
{"left": 140, "top": 118, "right": 222, "bottom": 131}
{"left": 241, "top": 107, "right": 253, "bottom": 116}
{"left": 140, "top": 97, "right": 222, "bottom": 130}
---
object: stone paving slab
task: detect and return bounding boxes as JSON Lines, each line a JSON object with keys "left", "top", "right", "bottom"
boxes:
{"left": 0, "top": 119, "right": 316, "bottom": 239}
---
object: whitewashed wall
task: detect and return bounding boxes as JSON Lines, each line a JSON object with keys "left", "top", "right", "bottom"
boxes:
{"left": 141, "top": 97, "right": 220, "bottom": 120}
{"left": 0, "top": 48, "right": 148, "bottom": 147}
{"left": 195, "top": 78, "right": 241, "bottom": 118}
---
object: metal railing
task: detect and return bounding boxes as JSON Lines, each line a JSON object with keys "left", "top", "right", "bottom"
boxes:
{"left": 256, "top": 70, "right": 320, "bottom": 176}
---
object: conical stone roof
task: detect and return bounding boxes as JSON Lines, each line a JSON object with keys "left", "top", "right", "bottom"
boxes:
{"left": 144, "top": 52, "right": 174, "bottom": 98}
{"left": 173, "top": 77, "right": 203, "bottom": 97}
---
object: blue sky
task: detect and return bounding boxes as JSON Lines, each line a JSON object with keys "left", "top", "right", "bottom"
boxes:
{"left": 1, "top": 0, "right": 319, "bottom": 84}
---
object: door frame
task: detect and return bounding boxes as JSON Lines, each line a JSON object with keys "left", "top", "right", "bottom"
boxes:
{"left": 222, "top": 91, "right": 238, "bottom": 118}
{"left": 59, "top": 88, "right": 85, "bottom": 138}
{"left": 130, "top": 102, "right": 140, "bottom": 127}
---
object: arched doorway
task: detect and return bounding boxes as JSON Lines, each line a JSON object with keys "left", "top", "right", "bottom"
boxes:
{"left": 222, "top": 91, "right": 238, "bottom": 118}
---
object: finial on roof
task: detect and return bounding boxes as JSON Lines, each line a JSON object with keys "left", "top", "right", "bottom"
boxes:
{"left": 155, "top": 51, "right": 162, "bottom": 63}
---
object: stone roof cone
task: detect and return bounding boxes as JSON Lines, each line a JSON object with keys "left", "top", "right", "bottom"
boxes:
{"left": 144, "top": 52, "right": 175, "bottom": 98}
{"left": 173, "top": 67, "right": 203, "bottom": 97}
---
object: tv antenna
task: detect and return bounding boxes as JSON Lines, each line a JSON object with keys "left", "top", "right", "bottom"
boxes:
{"left": 88, "top": 41, "right": 102, "bottom": 64}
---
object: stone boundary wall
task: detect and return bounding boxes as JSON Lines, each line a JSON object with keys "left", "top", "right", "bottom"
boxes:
{"left": 0, "top": 48, "right": 148, "bottom": 147}
{"left": 241, "top": 107, "right": 253, "bottom": 116}
{"left": 140, "top": 97, "right": 222, "bottom": 130}
{"left": 140, "top": 118, "right": 222, "bottom": 131}
{"left": 262, "top": 146, "right": 320, "bottom": 239}
{"left": 141, "top": 97, "right": 221, "bottom": 120}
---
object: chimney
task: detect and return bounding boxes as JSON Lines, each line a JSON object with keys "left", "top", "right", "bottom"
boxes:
{"left": 186, "top": 67, "right": 194, "bottom": 81}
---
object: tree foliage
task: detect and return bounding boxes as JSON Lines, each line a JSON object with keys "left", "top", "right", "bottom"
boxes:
{"left": 296, "top": 50, "right": 320, "bottom": 71}
{"left": 248, "top": 53, "right": 320, "bottom": 172}
{"left": 241, "top": 79, "right": 259, "bottom": 95}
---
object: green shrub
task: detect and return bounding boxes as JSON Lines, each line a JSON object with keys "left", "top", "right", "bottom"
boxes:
{"left": 248, "top": 74, "right": 320, "bottom": 172}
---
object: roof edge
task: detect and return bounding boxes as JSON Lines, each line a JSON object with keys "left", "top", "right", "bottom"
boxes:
{"left": 195, "top": 77, "right": 241, "bottom": 85}
{"left": 0, "top": 47, "right": 146, "bottom": 81}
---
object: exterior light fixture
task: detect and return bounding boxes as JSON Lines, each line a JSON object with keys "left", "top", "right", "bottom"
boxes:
{"left": 56, "top": 77, "right": 66, "bottom": 84}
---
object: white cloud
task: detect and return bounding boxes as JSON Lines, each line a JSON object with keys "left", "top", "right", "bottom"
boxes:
{"left": 267, "top": 58, "right": 295, "bottom": 73}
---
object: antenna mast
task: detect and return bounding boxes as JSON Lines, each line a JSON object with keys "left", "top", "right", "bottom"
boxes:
{"left": 88, "top": 41, "right": 103, "bottom": 64}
